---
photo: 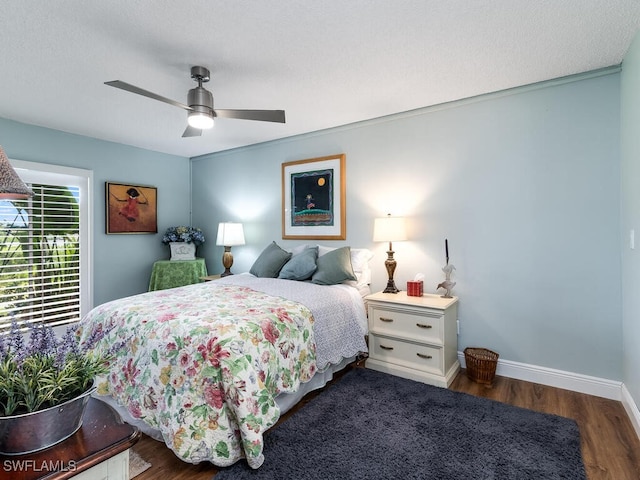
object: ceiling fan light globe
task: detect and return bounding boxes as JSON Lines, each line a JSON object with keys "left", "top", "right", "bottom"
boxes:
{"left": 188, "top": 112, "right": 214, "bottom": 129}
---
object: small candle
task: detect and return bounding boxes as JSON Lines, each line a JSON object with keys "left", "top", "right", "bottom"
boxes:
{"left": 445, "top": 239, "right": 449, "bottom": 259}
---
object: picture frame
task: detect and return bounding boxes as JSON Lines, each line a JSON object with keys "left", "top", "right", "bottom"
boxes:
{"left": 105, "top": 182, "right": 157, "bottom": 234}
{"left": 282, "top": 154, "right": 346, "bottom": 240}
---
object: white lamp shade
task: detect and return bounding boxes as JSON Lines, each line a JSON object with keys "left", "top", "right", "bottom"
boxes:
{"left": 216, "top": 222, "right": 245, "bottom": 246}
{"left": 373, "top": 216, "right": 407, "bottom": 242}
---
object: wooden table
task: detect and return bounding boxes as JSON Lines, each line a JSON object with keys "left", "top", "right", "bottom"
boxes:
{"left": 0, "top": 398, "right": 140, "bottom": 480}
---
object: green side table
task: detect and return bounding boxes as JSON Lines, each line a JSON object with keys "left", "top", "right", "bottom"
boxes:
{"left": 148, "top": 258, "right": 208, "bottom": 291}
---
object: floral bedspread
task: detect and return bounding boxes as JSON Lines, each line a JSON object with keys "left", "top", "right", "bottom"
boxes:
{"left": 77, "top": 282, "right": 316, "bottom": 468}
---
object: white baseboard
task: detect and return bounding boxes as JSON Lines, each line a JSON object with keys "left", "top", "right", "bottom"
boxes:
{"left": 457, "top": 351, "right": 622, "bottom": 400}
{"left": 457, "top": 352, "right": 640, "bottom": 442}
{"left": 622, "top": 384, "right": 640, "bottom": 440}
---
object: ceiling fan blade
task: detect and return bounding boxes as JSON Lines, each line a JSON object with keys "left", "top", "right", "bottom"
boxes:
{"left": 105, "top": 80, "right": 192, "bottom": 111}
{"left": 182, "top": 125, "right": 202, "bottom": 137}
{"left": 214, "top": 109, "right": 285, "bottom": 123}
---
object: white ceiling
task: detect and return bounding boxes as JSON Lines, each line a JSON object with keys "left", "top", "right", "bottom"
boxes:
{"left": 1, "top": 1, "right": 639, "bottom": 158}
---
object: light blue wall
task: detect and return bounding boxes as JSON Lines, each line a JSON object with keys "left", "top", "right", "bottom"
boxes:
{"left": 192, "top": 71, "right": 622, "bottom": 380}
{"left": 0, "top": 69, "right": 625, "bottom": 382}
{"left": 621, "top": 33, "right": 640, "bottom": 408}
{"left": 0, "top": 118, "right": 191, "bottom": 306}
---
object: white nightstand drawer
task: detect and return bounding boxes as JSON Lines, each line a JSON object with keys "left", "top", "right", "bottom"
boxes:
{"left": 369, "top": 334, "right": 443, "bottom": 375}
{"left": 365, "top": 291, "right": 459, "bottom": 388}
{"left": 370, "top": 305, "right": 444, "bottom": 345}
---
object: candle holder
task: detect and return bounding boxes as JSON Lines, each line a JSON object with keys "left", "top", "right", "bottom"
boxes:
{"left": 437, "top": 263, "right": 456, "bottom": 298}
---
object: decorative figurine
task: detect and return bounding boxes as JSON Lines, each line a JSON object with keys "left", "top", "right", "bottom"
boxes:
{"left": 437, "top": 238, "right": 456, "bottom": 298}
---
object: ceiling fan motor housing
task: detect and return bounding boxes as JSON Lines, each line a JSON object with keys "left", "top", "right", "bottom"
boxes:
{"left": 188, "top": 87, "right": 214, "bottom": 116}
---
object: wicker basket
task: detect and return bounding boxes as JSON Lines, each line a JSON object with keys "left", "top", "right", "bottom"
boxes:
{"left": 464, "top": 347, "right": 499, "bottom": 385}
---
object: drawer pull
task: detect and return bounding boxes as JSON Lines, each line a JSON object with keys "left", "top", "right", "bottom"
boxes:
{"left": 379, "top": 317, "right": 394, "bottom": 322}
{"left": 416, "top": 353, "right": 433, "bottom": 360}
{"left": 380, "top": 345, "right": 394, "bottom": 351}
{"left": 416, "top": 323, "right": 432, "bottom": 329}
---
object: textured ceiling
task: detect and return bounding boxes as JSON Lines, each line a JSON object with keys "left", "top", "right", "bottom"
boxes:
{"left": 1, "top": 1, "right": 639, "bottom": 158}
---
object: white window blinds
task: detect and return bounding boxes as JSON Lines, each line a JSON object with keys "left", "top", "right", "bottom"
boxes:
{"left": 0, "top": 161, "right": 91, "bottom": 329}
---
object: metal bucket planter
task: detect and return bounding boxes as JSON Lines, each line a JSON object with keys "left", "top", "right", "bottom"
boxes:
{"left": 0, "top": 387, "right": 94, "bottom": 455}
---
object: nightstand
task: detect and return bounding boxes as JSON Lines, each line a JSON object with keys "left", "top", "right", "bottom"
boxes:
{"left": 365, "top": 291, "right": 459, "bottom": 388}
{"left": 201, "top": 274, "right": 221, "bottom": 281}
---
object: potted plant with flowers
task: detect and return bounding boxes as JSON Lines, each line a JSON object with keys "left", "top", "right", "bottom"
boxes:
{"left": 161, "top": 226, "right": 205, "bottom": 260}
{"left": 0, "top": 322, "right": 109, "bottom": 455}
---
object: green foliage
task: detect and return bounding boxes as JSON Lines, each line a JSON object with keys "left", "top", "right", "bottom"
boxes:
{"left": 0, "top": 324, "right": 109, "bottom": 417}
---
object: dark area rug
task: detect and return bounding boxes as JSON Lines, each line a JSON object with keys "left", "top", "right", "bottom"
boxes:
{"left": 215, "top": 367, "right": 586, "bottom": 480}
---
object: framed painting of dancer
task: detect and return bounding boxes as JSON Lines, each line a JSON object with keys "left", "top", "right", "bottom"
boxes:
{"left": 282, "top": 154, "right": 346, "bottom": 240}
{"left": 106, "top": 182, "right": 157, "bottom": 234}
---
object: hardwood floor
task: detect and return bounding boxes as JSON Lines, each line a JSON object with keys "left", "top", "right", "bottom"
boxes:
{"left": 131, "top": 366, "right": 640, "bottom": 480}
{"left": 448, "top": 373, "right": 640, "bottom": 480}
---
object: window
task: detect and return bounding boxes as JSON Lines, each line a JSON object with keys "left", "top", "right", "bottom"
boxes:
{"left": 0, "top": 160, "right": 91, "bottom": 329}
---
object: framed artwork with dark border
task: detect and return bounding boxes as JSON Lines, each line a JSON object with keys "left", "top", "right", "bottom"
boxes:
{"left": 106, "top": 182, "right": 157, "bottom": 234}
{"left": 282, "top": 154, "right": 346, "bottom": 240}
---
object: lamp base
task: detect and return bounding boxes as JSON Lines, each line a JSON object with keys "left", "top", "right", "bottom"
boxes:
{"left": 382, "top": 280, "right": 399, "bottom": 294}
{"left": 221, "top": 248, "right": 234, "bottom": 277}
{"left": 382, "top": 248, "right": 399, "bottom": 294}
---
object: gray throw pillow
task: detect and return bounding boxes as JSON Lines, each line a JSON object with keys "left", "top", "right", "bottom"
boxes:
{"left": 311, "top": 246, "right": 357, "bottom": 285}
{"left": 278, "top": 246, "right": 319, "bottom": 281}
{"left": 250, "top": 242, "right": 292, "bottom": 278}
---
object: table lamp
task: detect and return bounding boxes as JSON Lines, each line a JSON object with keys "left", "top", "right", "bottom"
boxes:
{"left": 216, "top": 222, "right": 245, "bottom": 276}
{"left": 373, "top": 214, "right": 407, "bottom": 293}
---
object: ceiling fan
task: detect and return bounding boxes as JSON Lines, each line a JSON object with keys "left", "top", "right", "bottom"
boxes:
{"left": 105, "top": 66, "right": 285, "bottom": 138}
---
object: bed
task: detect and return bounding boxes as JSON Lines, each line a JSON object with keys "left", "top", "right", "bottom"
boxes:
{"left": 77, "top": 244, "right": 371, "bottom": 469}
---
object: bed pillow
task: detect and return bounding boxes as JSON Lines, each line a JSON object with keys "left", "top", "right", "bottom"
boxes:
{"left": 311, "top": 246, "right": 357, "bottom": 285}
{"left": 288, "top": 244, "right": 309, "bottom": 257}
{"left": 278, "top": 246, "right": 318, "bottom": 281}
{"left": 349, "top": 247, "right": 374, "bottom": 286}
{"left": 318, "top": 245, "right": 374, "bottom": 287}
{"left": 249, "top": 241, "right": 292, "bottom": 278}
